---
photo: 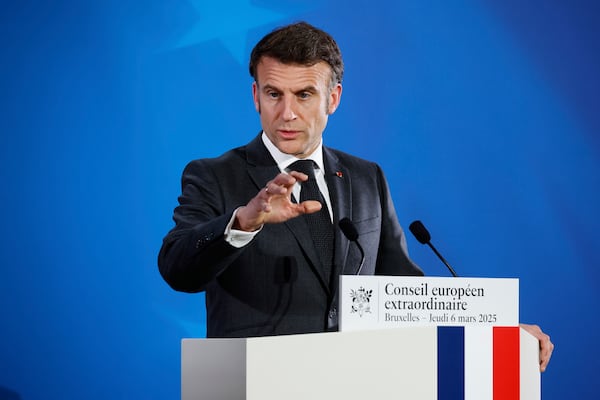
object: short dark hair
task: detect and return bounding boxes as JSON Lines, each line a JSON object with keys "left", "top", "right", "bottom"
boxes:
{"left": 249, "top": 22, "right": 344, "bottom": 86}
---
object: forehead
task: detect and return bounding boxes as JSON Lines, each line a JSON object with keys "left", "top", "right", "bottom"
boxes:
{"left": 255, "top": 57, "right": 332, "bottom": 89}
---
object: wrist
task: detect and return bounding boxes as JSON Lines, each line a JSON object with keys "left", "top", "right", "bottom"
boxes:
{"left": 233, "top": 207, "right": 261, "bottom": 232}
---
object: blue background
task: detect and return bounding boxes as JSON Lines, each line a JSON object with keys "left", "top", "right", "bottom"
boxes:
{"left": 1, "top": 1, "right": 598, "bottom": 398}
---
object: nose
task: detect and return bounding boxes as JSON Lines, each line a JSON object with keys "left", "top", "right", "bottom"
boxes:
{"left": 281, "top": 97, "right": 297, "bottom": 121}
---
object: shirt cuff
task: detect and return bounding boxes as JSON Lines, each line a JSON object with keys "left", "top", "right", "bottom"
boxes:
{"left": 224, "top": 207, "right": 262, "bottom": 248}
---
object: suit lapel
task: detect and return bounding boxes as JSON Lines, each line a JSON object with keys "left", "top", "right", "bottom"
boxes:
{"left": 323, "top": 148, "right": 353, "bottom": 329}
{"left": 323, "top": 147, "right": 353, "bottom": 283}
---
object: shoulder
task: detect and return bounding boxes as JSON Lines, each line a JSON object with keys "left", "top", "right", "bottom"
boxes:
{"left": 184, "top": 147, "right": 244, "bottom": 171}
{"left": 183, "top": 135, "right": 262, "bottom": 173}
{"left": 325, "top": 146, "right": 383, "bottom": 174}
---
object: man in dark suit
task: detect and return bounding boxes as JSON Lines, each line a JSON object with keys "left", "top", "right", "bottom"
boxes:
{"left": 158, "top": 22, "right": 553, "bottom": 370}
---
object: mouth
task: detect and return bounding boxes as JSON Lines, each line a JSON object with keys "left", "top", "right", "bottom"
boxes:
{"left": 277, "top": 129, "right": 301, "bottom": 139}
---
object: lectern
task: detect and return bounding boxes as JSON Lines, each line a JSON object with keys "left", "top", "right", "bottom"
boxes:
{"left": 181, "top": 326, "right": 540, "bottom": 400}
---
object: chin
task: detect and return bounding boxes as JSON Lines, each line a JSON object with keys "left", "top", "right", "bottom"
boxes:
{"left": 283, "top": 148, "right": 303, "bottom": 156}
{"left": 277, "top": 143, "right": 303, "bottom": 156}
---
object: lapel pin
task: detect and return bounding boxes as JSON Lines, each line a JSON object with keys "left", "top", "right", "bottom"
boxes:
{"left": 336, "top": 171, "right": 343, "bottom": 178}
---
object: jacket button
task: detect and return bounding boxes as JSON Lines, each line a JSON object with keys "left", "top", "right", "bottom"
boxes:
{"left": 328, "top": 307, "right": 337, "bottom": 319}
{"left": 195, "top": 233, "right": 215, "bottom": 248}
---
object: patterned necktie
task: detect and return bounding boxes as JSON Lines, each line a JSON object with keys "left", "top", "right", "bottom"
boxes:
{"left": 288, "top": 160, "right": 334, "bottom": 283}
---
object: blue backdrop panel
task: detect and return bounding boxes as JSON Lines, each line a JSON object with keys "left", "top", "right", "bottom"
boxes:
{"left": 1, "top": 1, "right": 598, "bottom": 399}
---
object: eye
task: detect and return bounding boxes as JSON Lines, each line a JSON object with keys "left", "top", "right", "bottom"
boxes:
{"left": 266, "top": 91, "right": 280, "bottom": 99}
{"left": 298, "top": 92, "right": 311, "bottom": 99}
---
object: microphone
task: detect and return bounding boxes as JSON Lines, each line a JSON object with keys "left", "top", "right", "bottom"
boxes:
{"left": 339, "top": 218, "right": 366, "bottom": 275}
{"left": 409, "top": 220, "right": 458, "bottom": 277}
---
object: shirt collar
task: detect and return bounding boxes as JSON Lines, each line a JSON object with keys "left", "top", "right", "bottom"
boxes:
{"left": 261, "top": 132, "right": 325, "bottom": 172}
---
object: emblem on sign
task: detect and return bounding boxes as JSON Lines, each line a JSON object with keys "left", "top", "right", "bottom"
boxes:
{"left": 350, "top": 286, "right": 373, "bottom": 317}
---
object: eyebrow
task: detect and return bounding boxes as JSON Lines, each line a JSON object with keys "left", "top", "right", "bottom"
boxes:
{"left": 261, "top": 84, "right": 281, "bottom": 93}
{"left": 296, "top": 85, "right": 317, "bottom": 94}
{"left": 261, "top": 84, "right": 318, "bottom": 94}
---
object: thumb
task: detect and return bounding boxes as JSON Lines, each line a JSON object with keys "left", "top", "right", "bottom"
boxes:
{"left": 299, "top": 200, "right": 323, "bottom": 214}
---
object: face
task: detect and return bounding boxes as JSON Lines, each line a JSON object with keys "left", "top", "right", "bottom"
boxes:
{"left": 252, "top": 57, "right": 342, "bottom": 158}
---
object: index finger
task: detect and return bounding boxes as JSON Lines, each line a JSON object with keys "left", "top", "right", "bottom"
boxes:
{"left": 269, "top": 171, "right": 302, "bottom": 187}
{"left": 288, "top": 170, "right": 308, "bottom": 182}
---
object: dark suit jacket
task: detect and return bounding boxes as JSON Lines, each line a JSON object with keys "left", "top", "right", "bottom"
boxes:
{"left": 158, "top": 135, "right": 423, "bottom": 338}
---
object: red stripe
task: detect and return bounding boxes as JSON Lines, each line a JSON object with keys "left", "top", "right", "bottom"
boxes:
{"left": 493, "top": 326, "right": 520, "bottom": 400}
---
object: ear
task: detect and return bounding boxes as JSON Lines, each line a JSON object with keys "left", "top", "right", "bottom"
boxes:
{"left": 252, "top": 82, "right": 260, "bottom": 113}
{"left": 327, "top": 83, "right": 343, "bottom": 115}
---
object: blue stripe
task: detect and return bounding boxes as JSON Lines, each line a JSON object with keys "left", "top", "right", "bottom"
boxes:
{"left": 437, "top": 326, "right": 465, "bottom": 400}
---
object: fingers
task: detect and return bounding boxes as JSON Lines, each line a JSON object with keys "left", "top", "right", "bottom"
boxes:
{"left": 237, "top": 171, "right": 321, "bottom": 229}
{"left": 269, "top": 171, "right": 308, "bottom": 190}
{"left": 235, "top": 174, "right": 295, "bottom": 231}
{"left": 263, "top": 172, "right": 302, "bottom": 197}
{"left": 263, "top": 181, "right": 286, "bottom": 197}
{"left": 288, "top": 170, "right": 308, "bottom": 182}
{"left": 262, "top": 170, "right": 313, "bottom": 202}
{"left": 520, "top": 323, "right": 554, "bottom": 372}
{"left": 538, "top": 330, "right": 554, "bottom": 372}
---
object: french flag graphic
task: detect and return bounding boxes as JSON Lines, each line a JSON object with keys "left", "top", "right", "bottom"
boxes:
{"left": 437, "top": 326, "right": 541, "bottom": 400}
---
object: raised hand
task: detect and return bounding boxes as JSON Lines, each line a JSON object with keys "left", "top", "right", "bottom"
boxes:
{"left": 233, "top": 170, "right": 322, "bottom": 232}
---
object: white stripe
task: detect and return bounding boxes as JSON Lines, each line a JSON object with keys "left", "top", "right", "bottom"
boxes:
{"left": 464, "top": 327, "right": 493, "bottom": 400}
{"left": 520, "top": 328, "right": 541, "bottom": 400}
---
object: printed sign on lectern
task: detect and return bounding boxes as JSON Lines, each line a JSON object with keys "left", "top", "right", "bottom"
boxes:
{"left": 339, "top": 276, "right": 518, "bottom": 332}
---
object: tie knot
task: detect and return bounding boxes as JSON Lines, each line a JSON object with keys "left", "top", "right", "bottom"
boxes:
{"left": 289, "top": 159, "right": 317, "bottom": 178}
{"left": 288, "top": 159, "right": 317, "bottom": 178}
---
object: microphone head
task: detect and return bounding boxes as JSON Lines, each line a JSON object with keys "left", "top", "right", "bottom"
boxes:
{"left": 339, "top": 217, "right": 359, "bottom": 241}
{"left": 409, "top": 220, "right": 431, "bottom": 244}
